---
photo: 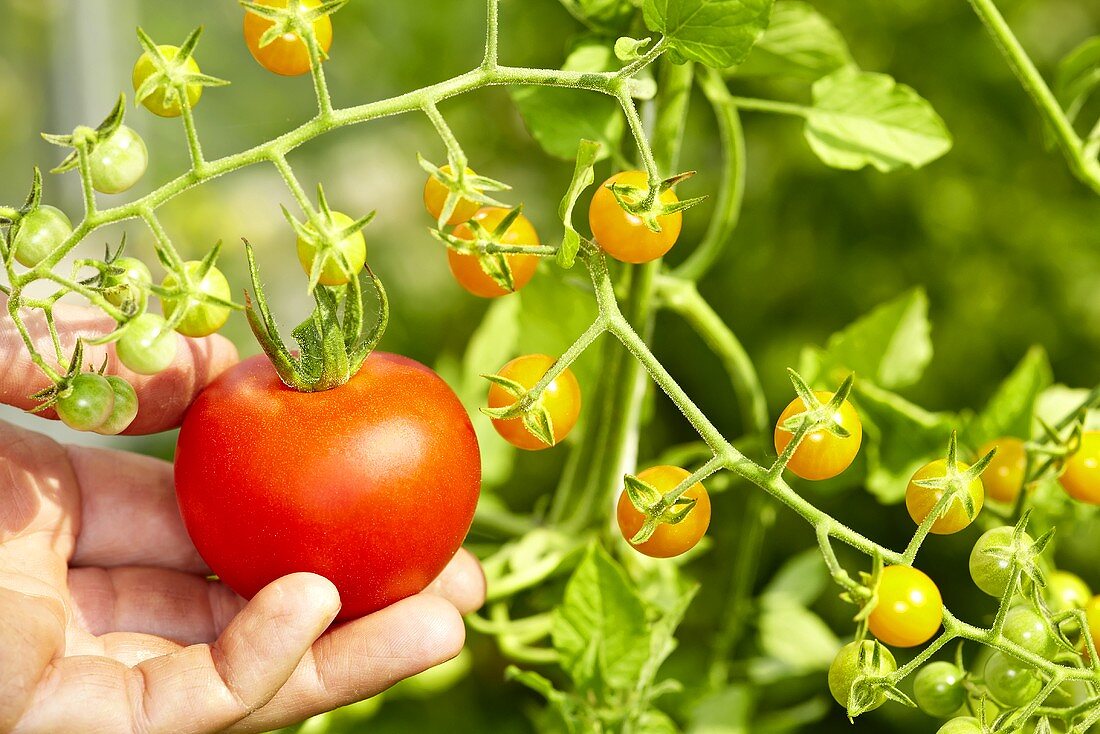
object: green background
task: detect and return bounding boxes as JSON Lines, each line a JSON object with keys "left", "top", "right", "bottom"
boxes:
{"left": 1, "top": 0, "right": 1098, "bottom": 731}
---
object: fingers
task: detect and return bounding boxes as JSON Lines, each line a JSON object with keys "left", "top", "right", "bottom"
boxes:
{"left": 422, "top": 548, "right": 485, "bottom": 615}
{"left": 15, "top": 573, "right": 339, "bottom": 734}
{"left": 227, "top": 594, "right": 466, "bottom": 733}
{"left": 66, "top": 444, "right": 208, "bottom": 573}
{"left": 0, "top": 584, "right": 66, "bottom": 732}
{"left": 68, "top": 566, "right": 245, "bottom": 644}
{"left": 0, "top": 300, "right": 238, "bottom": 434}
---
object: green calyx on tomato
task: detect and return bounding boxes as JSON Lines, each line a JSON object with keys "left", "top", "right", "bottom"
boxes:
{"left": 158, "top": 242, "right": 238, "bottom": 338}
{"left": 241, "top": 0, "right": 347, "bottom": 76}
{"left": 905, "top": 431, "right": 990, "bottom": 535}
{"left": 42, "top": 95, "right": 147, "bottom": 197}
{"left": 616, "top": 465, "right": 711, "bottom": 557}
{"left": 828, "top": 640, "right": 898, "bottom": 716}
{"left": 433, "top": 205, "right": 545, "bottom": 297}
{"left": 3, "top": 168, "right": 73, "bottom": 269}
{"left": 968, "top": 519, "right": 1043, "bottom": 598}
{"left": 287, "top": 186, "right": 373, "bottom": 289}
{"left": 482, "top": 354, "right": 581, "bottom": 450}
{"left": 419, "top": 156, "right": 510, "bottom": 229}
{"left": 131, "top": 27, "right": 227, "bottom": 118}
{"left": 773, "top": 370, "right": 862, "bottom": 481}
{"left": 99, "top": 241, "right": 153, "bottom": 316}
{"left": 243, "top": 237, "right": 389, "bottom": 392}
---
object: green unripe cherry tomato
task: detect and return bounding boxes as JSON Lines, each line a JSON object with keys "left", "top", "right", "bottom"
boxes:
{"left": 103, "top": 256, "right": 153, "bottom": 311}
{"left": 828, "top": 640, "right": 897, "bottom": 711}
{"left": 88, "top": 125, "right": 148, "bottom": 195}
{"left": 913, "top": 661, "right": 967, "bottom": 718}
{"left": 1046, "top": 570, "right": 1091, "bottom": 614}
{"left": 116, "top": 313, "right": 177, "bottom": 375}
{"left": 56, "top": 373, "right": 115, "bottom": 432}
{"left": 94, "top": 376, "right": 139, "bottom": 436}
{"left": 969, "top": 526, "right": 1031, "bottom": 598}
{"left": 132, "top": 45, "right": 203, "bottom": 118}
{"left": 161, "top": 262, "right": 232, "bottom": 337}
{"left": 937, "top": 717, "right": 983, "bottom": 734}
{"left": 1003, "top": 605, "right": 1059, "bottom": 658}
{"left": 11, "top": 206, "right": 72, "bottom": 268}
{"left": 983, "top": 652, "right": 1042, "bottom": 707}
{"left": 295, "top": 210, "right": 366, "bottom": 286}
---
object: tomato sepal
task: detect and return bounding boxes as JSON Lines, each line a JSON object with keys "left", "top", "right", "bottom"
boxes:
{"left": 480, "top": 372, "right": 557, "bottom": 448}
{"left": 240, "top": 0, "right": 347, "bottom": 56}
{"left": 132, "top": 27, "right": 229, "bottom": 114}
{"left": 243, "top": 240, "right": 388, "bottom": 392}
{"left": 606, "top": 170, "right": 705, "bottom": 233}
{"left": 620, "top": 472, "right": 700, "bottom": 545}
{"left": 284, "top": 187, "right": 374, "bottom": 292}
{"left": 417, "top": 154, "right": 511, "bottom": 229}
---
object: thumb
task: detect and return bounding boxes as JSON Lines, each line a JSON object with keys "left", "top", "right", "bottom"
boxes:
{"left": 0, "top": 299, "right": 239, "bottom": 434}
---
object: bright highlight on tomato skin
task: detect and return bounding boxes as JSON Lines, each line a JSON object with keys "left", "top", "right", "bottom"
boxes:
{"left": 616, "top": 465, "right": 711, "bottom": 558}
{"left": 589, "top": 170, "right": 682, "bottom": 264}
{"left": 488, "top": 354, "right": 581, "bottom": 451}
{"left": 449, "top": 207, "right": 541, "bottom": 298}
{"left": 867, "top": 565, "right": 943, "bottom": 648}
{"left": 1059, "top": 431, "right": 1100, "bottom": 505}
{"left": 174, "top": 352, "right": 481, "bottom": 621}
{"left": 773, "top": 390, "right": 862, "bottom": 480}
{"left": 243, "top": 0, "right": 333, "bottom": 77}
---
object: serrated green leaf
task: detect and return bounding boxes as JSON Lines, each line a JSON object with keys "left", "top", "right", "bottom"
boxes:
{"left": 731, "top": 0, "right": 852, "bottom": 81}
{"left": 551, "top": 544, "right": 651, "bottom": 692}
{"left": 961, "top": 346, "right": 1052, "bottom": 448}
{"left": 643, "top": 0, "right": 773, "bottom": 69}
{"left": 805, "top": 67, "right": 952, "bottom": 172}
{"left": 858, "top": 382, "right": 956, "bottom": 503}
{"left": 800, "top": 288, "right": 932, "bottom": 390}
{"left": 512, "top": 41, "right": 624, "bottom": 162}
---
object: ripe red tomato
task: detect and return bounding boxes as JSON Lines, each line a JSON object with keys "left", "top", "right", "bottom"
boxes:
{"left": 243, "top": 0, "right": 333, "bottom": 77}
{"left": 175, "top": 352, "right": 481, "bottom": 620}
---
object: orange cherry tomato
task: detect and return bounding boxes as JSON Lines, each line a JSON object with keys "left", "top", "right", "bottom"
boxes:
{"left": 616, "top": 465, "right": 711, "bottom": 558}
{"left": 773, "top": 390, "right": 862, "bottom": 480}
{"left": 487, "top": 354, "right": 581, "bottom": 451}
{"left": 977, "top": 437, "right": 1026, "bottom": 504}
{"left": 243, "top": 0, "right": 333, "bottom": 77}
{"left": 424, "top": 165, "right": 481, "bottom": 226}
{"left": 905, "top": 459, "right": 984, "bottom": 534}
{"left": 449, "top": 207, "right": 540, "bottom": 298}
{"left": 588, "top": 170, "right": 682, "bottom": 264}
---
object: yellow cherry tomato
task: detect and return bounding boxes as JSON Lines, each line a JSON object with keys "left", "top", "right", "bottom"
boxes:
{"left": 132, "top": 45, "right": 203, "bottom": 118}
{"left": 977, "top": 437, "right": 1027, "bottom": 504}
{"left": 243, "top": 0, "right": 333, "bottom": 77}
{"left": 868, "top": 565, "right": 943, "bottom": 648}
{"left": 487, "top": 354, "right": 581, "bottom": 451}
{"left": 1059, "top": 431, "right": 1100, "bottom": 505}
{"left": 588, "top": 170, "right": 682, "bottom": 264}
{"left": 905, "top": 459, "right": 985, "bottom": 534}
{"left": 295, "top": 210, "right": 366, "bottom": 287}
{"left": 616, "top": 465, "right": 711, "bottom": 558}
{"left": 773, "top": 390, "right": 863, "bottom": 480}
{"left": 424, "top": 165, "right": 481, "bottom": 226}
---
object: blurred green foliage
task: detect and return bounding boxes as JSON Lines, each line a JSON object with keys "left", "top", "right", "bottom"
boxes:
{"left": 2, "top": 0, "right": 1099, "bottom": 731}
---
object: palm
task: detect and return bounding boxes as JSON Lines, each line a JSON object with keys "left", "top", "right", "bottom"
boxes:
{"left": 0, "top": 303, "right": 484, "bottom": 733}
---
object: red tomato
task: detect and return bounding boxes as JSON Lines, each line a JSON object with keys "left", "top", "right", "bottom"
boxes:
{"left": 175, "top": 353, "right": 481, "bottom": 620}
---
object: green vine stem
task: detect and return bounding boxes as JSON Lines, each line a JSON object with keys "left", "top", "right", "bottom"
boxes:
{"left": 966, "top": 0, "right": 1100, "bottom": 195}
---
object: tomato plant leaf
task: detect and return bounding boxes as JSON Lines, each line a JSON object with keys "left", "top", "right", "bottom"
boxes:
{"left": 960, "top": 346, "right": 1052, "bottom": 449}
{"left": 799, "top": 288, "right": 932, "bottom": 391}
{"left": 551, "top": 543, "right": 651, "bottom": 693}
{"left": 757, "top": 597, "right": 841, "bottom": 672}
{"left": 643, "top": 0, "right": 774, "bottom": 69}
{"left": 559, "top": 0, "right": 636, "bottom": 35}
{"left": 512, "top": 42, "right": 624, "bottom": 163}
{"left": 729, "top": 0, "right": 853, "bottom": 81}
{"left": 1056, "top": 37, "right": 1100, "bottom": 122}
{"left": 558, "top": 139, "right": 602, "bottom": 268}
{"left": 760, "top": 548, "right": 828, "bottom": 607}
{"left": 804, "top": 67, "right": 952, "bottom": 172}
{"left": 856, "top": 381, "right": 956, "bottom": 504}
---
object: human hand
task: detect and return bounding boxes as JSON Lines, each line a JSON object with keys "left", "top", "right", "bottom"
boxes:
{"left": 0, "top": 301, "right": 486, "bottom": 733}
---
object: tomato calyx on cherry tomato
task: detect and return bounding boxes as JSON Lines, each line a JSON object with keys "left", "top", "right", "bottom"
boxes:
{"left": 242, "top": 0, "right": 343, "bottom": 77}
{"left": 437, "top": 205, "right": 545, "bottom": 297}
{"left": 588, "top": 169, "right": 702, "bottom": 264}
{"left": 243, "top": 238, "right": 389, "bottom": 392}
{"left": 419, "top": 156, "right": 509, "bottom": 228}
{"left": 43, "top": 95, "right": 148, "bottom": 196}
{"left": 905, "top": 432, "right": 989, "bottom": 535}
{"left": 2, "top": 168, "right": 73, "bottom": 269}
{"left": 287, "top": 186, "right": 373, "bottom": 288}
{"left": 773, "top": 371, "right": 862, "bottom": 481}
{"left": 616, "top": 465, "right": 711, "bottom": 557}
{"left": 131, "top": 27, "right": 226, "bottom": 118}
{"left": 968, "top": 520, "right": 1042, "bottom": 598}
{"left": 827, "top": 639, "right": 897, "bottom": 716}
{"left": 484, "top": 354, "right": 581, "bottom": 450}
{"left": 27, "top": 340, "right": 139, "bottom": 435}
{"left": 96, "top": 238, "right": 153, "bottom": 316}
